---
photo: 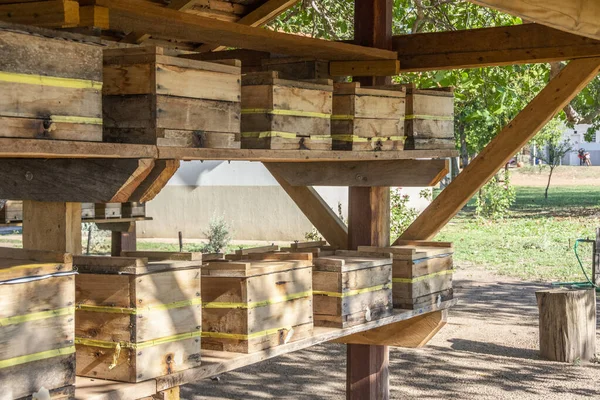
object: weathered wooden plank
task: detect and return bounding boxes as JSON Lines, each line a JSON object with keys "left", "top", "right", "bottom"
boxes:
{"left": 22, "top": 201, "right": 82, "bottom": 254}
{"left": 265, "top": 166, "right": 348, "bottom": 250}
{"left": 0, "top": 159, "right": 154, "bottom": 202}
{"left": 468, "top": 0, "right": 600, "bottom": 41}
{"left": 398, "top": 57, "right": 600, "bottom": 241}
{"left": 395, "top": 24, "right": 600, "bottom": 72}
{"left": 265, "top": 159, "right": 448, "bottom": 187}
{"left": 129, "top": 159, "right": 180, "bottom": 202}
{"left": 0, "top": 0, "right": 79, "bottom": 28}
{"left": 96, "top": 0, "right": 397, "bottom": 61}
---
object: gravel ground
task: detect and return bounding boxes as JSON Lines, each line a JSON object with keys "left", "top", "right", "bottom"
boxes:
{"left": 183, "top": 268, "right": 600, "bottom": 399}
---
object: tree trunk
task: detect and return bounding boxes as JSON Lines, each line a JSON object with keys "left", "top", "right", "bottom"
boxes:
{"left": 459, "top": 126, "right": 469, "bottom": 168}
{"left": 544, "top": 167, "right": 554, "bottom": 199}
{"left": 536, "top": 289, "right": 596, "bottom": 362}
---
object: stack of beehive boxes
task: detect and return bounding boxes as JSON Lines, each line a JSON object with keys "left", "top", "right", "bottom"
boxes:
{"left": 103, "top": 46, "right": 242, "bottom": 148}
{"left": 312, "top": 250, "right": 393, "bottom": 328}
{"left": 0, "top": 26, "right": 103, "bottom": 142}
{"left": 74, "top": 252, "right": 203, "bottom": 382}
{"left": 404, "top": 87, "right": 455, "bottom": 150}
{"left": 0, "top": 248, "right": 76, "bottom": 399}
{"left": 241, "top": 71, "right": 333, "bottom": 150}
{"left": 359, "top": 242, "right": 454, "bottom": 309}
{"left": 202, "top": 253, "right": 314, "bottom": 352}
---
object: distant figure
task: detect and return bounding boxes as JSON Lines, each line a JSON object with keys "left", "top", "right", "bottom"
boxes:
{"left": 578, "top": 148, "right": 592, "bottom": 166}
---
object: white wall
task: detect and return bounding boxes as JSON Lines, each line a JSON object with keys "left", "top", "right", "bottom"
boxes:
{"left": 562, "top": 124, "right": 600, "bottom": 165}
{"left": 138, "top": 160, "right": 432, "bottom": 240}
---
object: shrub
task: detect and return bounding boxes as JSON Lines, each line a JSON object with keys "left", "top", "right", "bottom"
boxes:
{"left": 475, "top": 170, "right": 516, "bottom": 220}
{"left": 203, "top": 215, "right": 232, "bottom": 253}
{"left": 390, "top": 189, "right": 420, "bottom": 238}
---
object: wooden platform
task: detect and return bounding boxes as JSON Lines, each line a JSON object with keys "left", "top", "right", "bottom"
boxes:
{"left": 0, "top": 217, "right": 152, "bottom": 228}
{"left": 0, "top": 139, "right": 457, "bottom": 161}
{"left": 74, "top": 299, "right": 456, "bottom": 399}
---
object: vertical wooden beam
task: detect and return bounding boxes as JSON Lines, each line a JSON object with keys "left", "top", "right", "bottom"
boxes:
{"left": 347, "top": 1, "right": 392, "bottom": 399}
{"left": 110, "top": 222, "right": 137, "bottom": 257}
{"left": 594, "top": 228, "right": 600, "bottom": 286}
{"left": 397, "top": 57, "right": 600, "bottom": 241}
{"left": 22, "top": 201, "right": 82, "bottom": 255}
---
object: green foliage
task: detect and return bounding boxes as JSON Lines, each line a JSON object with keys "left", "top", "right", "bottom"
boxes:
{"left": 475, "top": 170, "right": 516, "bottom": 220}
{"left": 390, "top": 189, "right": 419, "bottom": 238}
{"left": 304, "top": 227, "right": 322, "bottom": 241}
{"left": 82, "top": 222, "right": 110, "bottom": 255}
{"left": 203, "top": 215, "right": 232, "bottom": 254}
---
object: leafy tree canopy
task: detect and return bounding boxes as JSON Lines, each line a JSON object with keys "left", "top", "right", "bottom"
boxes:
{"left": 270, "top": 0, "right": 600, "bottom": 155}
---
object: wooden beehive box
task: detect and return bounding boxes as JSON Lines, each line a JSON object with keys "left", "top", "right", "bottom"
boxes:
{"left": 103, "top": 46, "right": 241, "bottom": 148}
{"left": 313, "top": 251, "right": 393, "bottom": 328}
{"left": 0, "top": 200, "right": 22, "bottom": 223}
{"left": 404, "top": 88, "right": 455, "bottom": 150}
{"left": 202, "top": 253, "right": 314, "bottom": 353}
{"left": 0, "top": 248, "right": 76, "bottom": 399}
{"left": 121, "top": 202, "right": 146, "bottom": 218}
{"left": 225, "top": 244, "right": 280, "bottom": 261}
{"left": 261, "top": 57, "right": 331, "bottom": 80}
{"left": 241, "top": 71, "right": 333, "bottom": 150}
{"left": 0, "top": 25, "right": 103, "bottom": 142}
{"left": 280, "top": 240, "right": 337, "bottom": 258}
{"left": 81, "top": 203, "right": 95, "bottom": 219}
{"left": 74, "top": 254, "right": 202, "bottom": 382}
{"left": 94, "top": 203, "right": 121, "bottom": 219}
{"left": 332, "top": 82, "right": 406, "bottom": 151}
{"left": 359, "top": 242, "right": 454, "bottom": 309}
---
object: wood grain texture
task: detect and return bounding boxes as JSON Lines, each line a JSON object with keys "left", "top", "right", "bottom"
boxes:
{"left": 536, "top": 289, "right": 596, "bottom": 362}
{"left": 395, "top": 23, "right": 600, "bottom": 72}
{"left": 0, "top": 158, "right": 154, "bottom": 203}
{"left": 398, "top": 57, "right": 600, "bottom": 241}
{"left": 468, "top": 0, "right": 600, "bottom": 41}
{"left": 266, "top": 166, "right": 348, "bottom": 250}
{"left": 96, "top": 0, "right": 396, "bottom": 61}
{"left": 265, "top": 159, "right": 448, "bottom": 187}
{"left": 22, "top": 201, "right": 82, "bottom": 254}
{"left": 0, "top": 0, "right": 79, "bottom": 28}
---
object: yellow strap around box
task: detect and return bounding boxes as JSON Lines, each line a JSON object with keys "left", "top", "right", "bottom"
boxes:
{"left": 1, "top": 262, "right": 62, "bottom": 273}
{"left": 76, "top": 297, "right": 203, "bottom": 315}
{"left": 75, "top": 331, "right": 201, "bottom": 351}
{"left": 50, "top": 115, "right": 103, "bottom": 125}
{"left": 0, "top": 307, "right": 74, "bottom": 327}
{"left": 331, "top": 115, "right": 406, "bottom": 121}
{"left": 405, "top": 114, "right": 454, "bottom": 121}
{"left": 203, "top": 291, "right": 312, "bottom": 309}
{"left": 332, "top": 135, "right": 406, "bottom": 143}
{"left": 242, "top": 108, "right": 331, "bottom": 119}
{"left": 0, "top": 346, "right": 75, "bottom": 370}
{"left": 393, "top": 269, "right": 453, "bottom": 284}
{"left": 202, "top": 325, "right": 293, "bottom": 341}
{"left": 313, "top": 284, "right": 390, "bottom": 298}
{"left": 0, "top": 71, "right": 102, "bottom": 90}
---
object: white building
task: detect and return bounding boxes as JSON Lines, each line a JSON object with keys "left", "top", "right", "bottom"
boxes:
{"left": 137, "top": 161, "right": 431, "bottom": 241}
{"left": 562, "top": 124, "right": 600, "bottom": 165}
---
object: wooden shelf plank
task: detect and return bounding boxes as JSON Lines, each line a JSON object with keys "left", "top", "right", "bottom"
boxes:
{"left": 0, "top": 139, "right": 157, "bottom": 159}
{"left": 0, "top": 217, "right": 152, "bottom": 228}
{"left": 157, "top": 147, "right": 458, "bottom": 162}
{"left": 73, "top": 299, "right": 456, "bottom": 399}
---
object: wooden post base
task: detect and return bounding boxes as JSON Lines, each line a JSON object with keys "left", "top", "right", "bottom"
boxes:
{"left": 347, "top": 344, "right": 389, "bottom": 400}
{"left": 103, "top": 221, "right": 137, "bottom": 256}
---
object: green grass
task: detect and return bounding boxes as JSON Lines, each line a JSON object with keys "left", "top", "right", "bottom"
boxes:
{"left": 437, "top": 186, "right": 600, "bottom": 282}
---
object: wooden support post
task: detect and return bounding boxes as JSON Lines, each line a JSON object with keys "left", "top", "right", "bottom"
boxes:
{"left": 22, "top": 200, "right": 82, "bottom": 255}
{"left": 594, "top": 228, "right": 600, "bottom": 286}
{"left": 105, "top": 221, "right": 137, "bottom": 257}
{"left": 347, "top": 1, "right": 392, "bottom": 399}
{"left": 398, "top": 57, "right": 600, "bottom": 241}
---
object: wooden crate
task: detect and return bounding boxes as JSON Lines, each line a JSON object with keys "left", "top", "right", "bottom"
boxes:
{"left": 225, "top": 244, "right": 280, "bottom": 261}
{"left": 103, "top": 46, "right": 241, "bottom": 148}
{"left": 280, "top": 241, "right": 337, "bottom": 258}
{"left": 332, "top": 82, "right": 405, "bottom": 151}
{"left": 404, "top": 88, "right": 455, "bottom": 150}
{"left": 359, "top": 242, "right": 454, "bottom": 309}
{"left": 74, "top": 255, "right": 203, "bottom": 382}
{"left": 241, "top": 71, "right": 333, "bottom": 150}
{"left": 202, "top": 253, "right": 314, "bottom": 353}
{"left": 121, "top": 202, "right": 146, "bottom": 218}
{"left": 261, "top": 57, "right": 331, "bottom": 80}
{"left": 94, "top": 203, "right": 121, "bottom": 219}
{"left": 0, "top": 200, "right": 23, "bottom": 223}
{"left": 81, "top": 203, "right": 95, "bottom": 219}
{"left": 0, "top": 248, "right": 76, "bottom": 399}
{"left": 0, "top": 26, "right": 103, "bottom": 142}
{"left": 313, "top": 250, "right": 393, "bottom": 328}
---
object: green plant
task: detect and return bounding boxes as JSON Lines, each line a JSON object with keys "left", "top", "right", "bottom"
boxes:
{"left": 475, "top": 170, "right": 516, "bottom": 220}
{"left": 303, "top": 201, "right": 345, "bottom": 242}
{"left": 390, "top": 189, "right": 419, "bottom": 238}
{"left": 203, "top": 215, "right": 232, "bottom": 254}
{"left": 82, "top": 222, "right": 110, "bottom": 255}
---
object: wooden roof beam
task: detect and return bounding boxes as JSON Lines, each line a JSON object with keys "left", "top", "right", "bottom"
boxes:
{"left": 395, "top": 24, "right": 600, "bottom": 72}
{"left": 96, "top": 0, "right": 396, "bottom": 61}
{"left": 468, "top": 0, "right": 600, "bottom": 41}
{"left": 397, "top": 57, "right": 600, "bottom": 241}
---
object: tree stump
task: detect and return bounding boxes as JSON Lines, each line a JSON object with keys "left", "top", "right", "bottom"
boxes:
{"left": 536, "top": 288, "right": 596, "bottom": 362}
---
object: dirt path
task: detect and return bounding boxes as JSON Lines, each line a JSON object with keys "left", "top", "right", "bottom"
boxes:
{"left": 182, "top": 268, "right": 600, "bottom": 399}
{"left": 511, "top": 166, "right": 600, "bottom": 187}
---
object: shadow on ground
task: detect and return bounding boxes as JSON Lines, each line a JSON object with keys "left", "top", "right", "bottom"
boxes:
{"left": 183, "top": 270, "right": 600, "bottom": 400}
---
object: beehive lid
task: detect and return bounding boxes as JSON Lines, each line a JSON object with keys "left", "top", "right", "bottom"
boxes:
{"left": 358, "top": 241, "right": 453, "bottom": 261}
{"left": 242, "top": 71, "right": 333, "bottom": 91}
{"left": 73, "top": 255, "right": 201, "bottom": 275}
{"left": 313, "top": 250, "right": 392, "bottom": 273}
{"left": 203, "top": 257, "right": 312, "bottom": 277}
{"left": 0, "top": 248, "right": 72, "bottom": 282}
{"left": 407, "top": 87, "right": 455, "bottom": 97}
{"left": 121, "top": 251, "right": 202, "bottom": 262}
{"left": 333, "top": 82, "right": 406, "bottom": 98}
